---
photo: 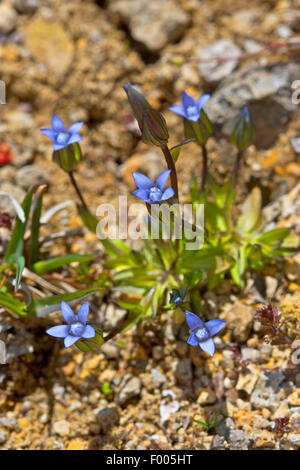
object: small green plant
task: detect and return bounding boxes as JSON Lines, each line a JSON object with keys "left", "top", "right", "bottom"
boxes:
{"left": 0, "top": 85, "right": 298, "bottom": 357}
{"left": 193, "top": 413, "right": 219, "bottom": 432}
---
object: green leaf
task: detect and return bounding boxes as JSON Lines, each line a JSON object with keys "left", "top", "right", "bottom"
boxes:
{"left": 76, "top": 324, "right": 104, "bottom": 352}
{"left": 111, "top": 285, "right": 146, "bottom": 295}
{"left": 170, "top": 145, "right": 181, "bottom": 162}
{"left": 15, "top": 255, "right": 25, "bottom": 293}
{"left": 28, "top": 288, "right": 102, "bottom": 317}
{"left": 256, "top": 228, "right": 291, "bottom": 245}
{"left": 33, "top": 254, "right": 96, "bottom": 275}
{"left": 0, "top": 291, "right": 27, "bottom": 317}
{"left": 101, "top": 382, "right": 111, "bottom": 395}
{"left": 77, "top": 204, "right": 99, "bottom": 233}
{"left": 237, "top": 187, "right": 262, "bottom": 234}
{"left": 28, "top": 185, "right": 47, "bottom": 267}
{"left": 5, "top": 189, "right": 34, "bottom": 265}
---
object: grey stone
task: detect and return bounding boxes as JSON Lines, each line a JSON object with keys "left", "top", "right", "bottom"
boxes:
{"left": 211, "top": 435, "right": 226, "bottom": 450}
{"left": 0, "top": 429, "right": 7, "bottom": 444}
{"left": 225, "top": 302, "right": 253, "bottom": 343}
{"left": 150, "top": 368, "right": 166, "bottom": 387}
{"left": 206, "top": 62, "right": 300, "bottom": 149}
{"left": 250, "top": 370, "right": 285, "bottom": 410}
{"left": 228, "top": 429, "right": 250, "bottom": 450}
{"left": 0, "top": 3, "right": 17, "bottom": 35}
{"left": 53, "top": 420, "right": 70, "bottom": 437}
{"left": 101, "top": 342, "right": 120, "bottom": 359}
{"left": 290, "top": 137, "right": 300, "bottom": 154}
{"left": 108, "top": 0, "right": 190, "bottom": 53}
{"left": 116, "top": 376, "right": 142, "bottom": 405}
{"left": 97, "top": 406, "right": 119, "bottom": 433}
{"left": 152, "top": 345, "right": 164, "bottom": 360}
{"left": 198, "top": 39, "right": 242, "bottom": 84}
{"left": 12, "top": 0, "right": 41, "bottom": 14}
{"left": 174, "top": 358, "right": 193, "bottom": 386}
{"left": 15, "top": 164, "right": 49, "bottom": 190}
{"left": 103, "top": 304, "right": 127, "bottom": 332}
{"left": 0, "top": 417, "right": 17, "bottom": 430}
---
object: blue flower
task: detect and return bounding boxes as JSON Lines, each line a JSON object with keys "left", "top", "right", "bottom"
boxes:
{"left": 46, "top": 301, "right": 95, "bottom": 348}
{"left": 41, "top": 115, "right": 83, "bottom": 151}
{"left": 169, "top": 91, "right": 210, "bottom": 122}
{"left": 132, "top": 169, "right": 174, "bottom": 203}
{"left": 185, "top": 310, "right": 225, "bottom": 357}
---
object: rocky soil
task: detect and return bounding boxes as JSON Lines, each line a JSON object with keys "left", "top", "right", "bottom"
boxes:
{"left": 0, "top": 0, "right": 300, "bottom": 450}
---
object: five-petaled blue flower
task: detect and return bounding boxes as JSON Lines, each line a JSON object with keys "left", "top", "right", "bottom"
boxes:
{"left": 46, "top": 301, "right": 95, "bottom": 348}
{"left": 41, "top": 115, "right": 83, "bottom": 151}
{"left": 185, "top": 310, "right": 225, "bottom": 357}
{"left": 169, "top": 91, "right": 210, "bottom": 122}
{"left": 132, "top": 170, "right": 174, "bottom": 204}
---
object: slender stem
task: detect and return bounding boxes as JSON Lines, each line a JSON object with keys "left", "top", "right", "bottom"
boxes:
{"left": 200, "top": 144, "right": 208, "bottom": 193}
{"left": 161, "top": 144, "right": 179, "bottom": 201}
{"left": 68, "top": 171, "right": 89, "bottom": 212}
{"left": 233, "top": 149, "right": 243, "bottom": 181}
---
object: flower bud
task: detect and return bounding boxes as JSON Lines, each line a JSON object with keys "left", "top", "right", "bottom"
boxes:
{"left": 183, "top": 109, "right": 213, "bottom": 146}
{"left": 231, "top": 107, "right": 256, "bottom": 151}
{"left": 170, "top": 288, "right": 187, "bottom": 305}
{"left": 123, "top": 83, "right": 169, "bottom": 147}
{"left": 52, "top": 142, "right": 82, "bottom": 172}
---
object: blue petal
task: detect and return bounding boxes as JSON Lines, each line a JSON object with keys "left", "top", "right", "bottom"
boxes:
{"left": 161, "top": 187, "right": 174, "bottom": 201}
{"left": 169, "top": 105, "right": 187, "bottom": 118}
{"left": 51, "top": 115, "right": 66, "bottom": 132}
{"left": 40, "top": 128, "right": 57, "bottom": 142}
{"left": 67, "top": 134, "right": 83, "bottom": 145}
{"left": 68, "top": 122, "right": 83, "bottom": 134}
{"left": 53, "top": 143, "right": 66, "bottom": 151}
{"left": 197, "top": 94, "right": 210, "bottom": 111}
{"left": 187, "top": 114, "right": 200, "bottom": 122}
{"left": 46, "top": 325, "right": 69, "bottom": 338}
{"left": 133, "top": 188, "right": 150, "bottom": 202}
{"left": 132, "top": 172, "right": 154, "bottom": 190}
{"left": 185, "top": 310, "right": 204, "bottom": 330}
{"left": 205, "top": 319, "right": 226, "bottom": 337}
{"left": 200, "top": 338, "right": 215, "bottom": 357}
{"left": 64, "top": 335, "right": 80, "bottom": 348}
{"left": 187, "top": 332, "right": 198, "bottom": 346}
{"left": 61, "top": 301, "right": 76, "bottom": 324}
{"left": 77, "top": 303, "right": 89, "bottom": 324}
{"left": 81, "top": 325, "right": 95, "bottom": 339}
{"left": 156, "top": 169, "right": 171, "bottom": 191}
{"left": 182, "top": 91, "right": 197, "bottom": 111}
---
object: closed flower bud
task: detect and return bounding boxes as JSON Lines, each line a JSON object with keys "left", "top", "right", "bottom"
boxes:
{"left": 52, "top": 142, "right": 82, "bottom": 172}
{"left": 124, "top": 83, "right": 169, "bottom": 147}
{"left": 231, "top": 107, "right": 256, "bottom": 151}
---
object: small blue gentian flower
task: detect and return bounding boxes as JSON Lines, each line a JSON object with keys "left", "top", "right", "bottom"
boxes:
{"left": 169, "top": 91, "right": 210, "bottom": 122}
{"left": 41, "top": 115, "right": 83, "bottom": 151}
{"left": 132, "top": 169, "right": 174, "bottom": 204}
{"left": 185, "top": 310, "right": 226, "bottom": 357}
{"left": 46, "top": 301, "right": 95, "bottom": 348}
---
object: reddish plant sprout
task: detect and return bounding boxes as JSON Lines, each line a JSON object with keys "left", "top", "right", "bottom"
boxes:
{"left": 255, "top": 302, "right": 292, "bottom": 345}
{"left": 0, "top": 142, "right": 13, "bottom": 167}
{"left": 272, "top": 417, "right": 290, "bottom": 435}
{"left": 0, "top": 212, "right": 13, "bottom": 230}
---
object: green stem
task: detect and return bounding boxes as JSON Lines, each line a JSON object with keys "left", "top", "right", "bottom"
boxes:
{"left": 69, "top": 171, "right": 89, "bottom": 212}
{"left": 233, "top": 149, "right": 243, "bottom": 182}
{"left": 200, "top": 144, "right": 208, "bottom": 193}
{"left": 161, "top": 144, "right": 179, "bottom": 202}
